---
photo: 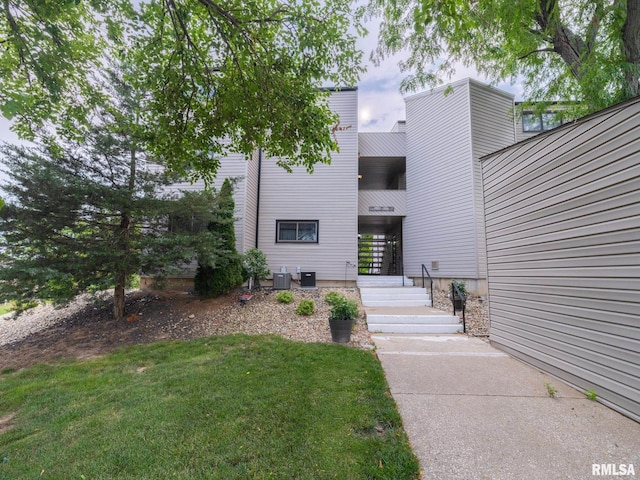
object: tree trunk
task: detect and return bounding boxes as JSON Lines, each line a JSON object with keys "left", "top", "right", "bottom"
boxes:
{"left": 113, "top": 273, "right": 126, "bottom": 321}
{"left": 114, "top": 210, "right": 131, "bottom": 321}
{"left": 536, "top": 0, "right": 588, "bottom": 81}
{"left": 623, "top": 0, "right": 640, "bottom": 97}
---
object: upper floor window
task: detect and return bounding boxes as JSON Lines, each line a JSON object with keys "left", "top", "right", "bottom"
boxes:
{"left": 522, "top": 112, "right": 563, "bottom": 132}
{"left": 276, "top": 220, "right": 318, "bottom": 243}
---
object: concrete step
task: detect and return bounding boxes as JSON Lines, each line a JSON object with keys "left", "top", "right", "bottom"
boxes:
{"left": 357, "top": 276, "right": 414, "bottom": 287}
{"left": 359, "top": 287, "right": 427, "bottom": 296}
{"left": 364, "top": 306, "right": 461, "bottom": 335}
{"left": 367, "top": 313, "right": 456, "bottom": 325}
{"left": 363, "top": 299, "right": 432, "bottom": 307}
{"left": 360, "top": 294, "right": 429, "bottom": 302}
{"left": 360, "top": 287, "right": 431, "bottom": 307}
{"left": 367, "top": 323, "right": 463, "bottom": 334}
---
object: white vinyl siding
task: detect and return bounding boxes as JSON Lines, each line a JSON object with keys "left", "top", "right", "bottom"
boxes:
{"left": 403, "top": 80, "right": 474, "bottom": 279}
{"left": 469, "top": 81, "right": 516, "bottom": 279}
{"left": 358, "top": 190, "right": 407, "bottom": 216}
{"left": 256, "top": 90, "right": 359, "bottom": 281}
{"left": 403, "top": 79, "right": 515, "bottom": 280}
{"left": 481, "top": 97, "right": 640, "bottom": 422}
{"left": 358, "top": 132, "right": 405, "bottom": 157}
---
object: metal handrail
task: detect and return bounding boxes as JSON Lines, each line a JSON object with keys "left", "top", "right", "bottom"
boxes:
{"left": 451, "top": 283, "right": 467, "bottom": 333}
{"left": 421, "top": 264, "right": 433, "bottom": 309}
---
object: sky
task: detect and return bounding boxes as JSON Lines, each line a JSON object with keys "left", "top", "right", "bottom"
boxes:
{"left": 355, "top": 16, "right": 525, "bottom": 132}
{"left": 0, "top": 14, "right": 526, "bottom": 146}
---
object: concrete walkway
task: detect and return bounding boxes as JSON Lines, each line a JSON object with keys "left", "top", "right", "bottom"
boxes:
{"left": 372, "top": 334, "right": 640, "bottom": 480}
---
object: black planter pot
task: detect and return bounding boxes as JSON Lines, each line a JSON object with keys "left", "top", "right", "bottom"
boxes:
{"left": 329, "top": 318, "right": 355, "bottom": 343}
{"left": 453, "top": 298, "right": 463, "bottom": 311}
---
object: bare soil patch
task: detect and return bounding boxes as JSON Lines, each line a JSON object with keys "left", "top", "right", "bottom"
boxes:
{"left": 0, "top": 288, "right": 371, "bottom": 370}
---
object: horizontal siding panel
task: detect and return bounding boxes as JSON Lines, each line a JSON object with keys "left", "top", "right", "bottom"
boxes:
{"left": 487, "top": 252, "right": 640, "bottom": 270}
{"left": 358, "top": 132, "right": 406, "bottom": 157}
{"left": 486, "top": 265, "right": 638, "bottom": 278}
{"left": 485, "top": 150, "right": 640, "bottom": 226}
{"left": 486, "top": 217, "right": 640, "bottom": 251}
{"left": 482, "top": 97, "right": 640, "bottom": 421}
{"left": 491, "top": 223, "right": 640, "bottom": 256}
{"left": 494, "top": 323, "right": 639, "bottom": 391}
{"left": 490, "top": 308, "right": 640, "bottom": 362}
{"left": 487, "top": 275, "right": 640, "bottom": 290}
{"left": 491, "top": 338, "right": 640, "bottom": 422}
{"left": 483, "top": 105, "right": 640, "bottom": 196}
{"left": 257, "top": 90, "right": 358, "bottom": 281}
{"left": 491, "top": 329, "right": 639, "bottom": 400}
{"left": 489, "top": 282, "right": 636, "bottom": 303}
{"left": 487, "top": 288, "right": 638, "bottom": 316}
{"left": 404, "top": 80, "right": 477, "bottom": 278}
{"left": 485, "top": 171, "right": 639, "bottom": 234}
{"left": 358, "top": 190, "right": 407, "bottom": 216}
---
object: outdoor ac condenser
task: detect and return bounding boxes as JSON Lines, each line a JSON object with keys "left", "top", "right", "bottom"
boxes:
{"left": 272, "top": 272, "right": 291, "bottom": 290}
{"left": 300, "top": 272, "right": 316, "bottom": 288}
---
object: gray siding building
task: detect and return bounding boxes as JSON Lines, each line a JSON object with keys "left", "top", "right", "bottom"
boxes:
{"left": 481, "top": 96, "right": 640, "bottom": 422}
{"left": 162, "top": 79, "right": 519, "bottom": 291}
{"left": 403, "top": 79, "right": 515, "bottom": 293}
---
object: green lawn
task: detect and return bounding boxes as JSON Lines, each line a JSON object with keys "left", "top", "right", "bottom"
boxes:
{"left": 0, "top": 303, "right": 15, "bottom": 316}
{"left": 0, "top": 335, "right": 419, "bottom": 479}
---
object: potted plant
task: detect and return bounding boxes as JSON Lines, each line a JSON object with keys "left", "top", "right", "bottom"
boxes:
{"left": 327, "top": 294, "right": 358, "bottom": 343}
{"left": 451, "top": 280, "right": 467, "bottom": 311}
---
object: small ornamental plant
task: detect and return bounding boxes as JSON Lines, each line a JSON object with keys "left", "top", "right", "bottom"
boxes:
{"left": 296, "top": 299, "right": 315, "bottom": 316}
{"left": 276, "top": 291, "right": 294, "bottom": 304}
{"left": 329, "top": 296, "right": 358, "bottom": 321}
{"left": 324, "top": 291, "right": 342, "bottom": 306}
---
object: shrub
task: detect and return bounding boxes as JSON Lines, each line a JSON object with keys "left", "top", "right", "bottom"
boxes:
{"left": 324, "top": 291, "right": 343, "bottom": 305}
{"left": 242, "top": 248, "right": 270, "bottom": 289}
{"left": 329, "top": 297, "right": 358, "bottom": 321}
{"left": 451, "top": 279, "right": 468, "bottom": 297}
{"left": 194, "top": 179, "right": 244, "bottom": 297}
{"left": 296, "top": 299, "right": 315, "bottom": 316}
{"left": 276, "top": 291, "right": 294, "bottom": 304}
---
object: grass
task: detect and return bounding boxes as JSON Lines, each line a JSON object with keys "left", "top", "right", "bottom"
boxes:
{"left": 0, "top": 301, "right": 38, "bottom": 316}
{"left": 545, "top": 382, "right": 558, "bottom": 398}
{"left": 0, "top": 334, "right": 419, "bottom": 479}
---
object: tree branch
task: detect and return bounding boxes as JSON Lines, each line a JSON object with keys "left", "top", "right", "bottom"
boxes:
{"left": 519, "top": 47, "right": 556, "bottom": 60}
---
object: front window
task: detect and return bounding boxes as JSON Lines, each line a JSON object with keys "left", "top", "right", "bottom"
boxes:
{"left": 276, "top": 220, "right": 318, "bottom": 243}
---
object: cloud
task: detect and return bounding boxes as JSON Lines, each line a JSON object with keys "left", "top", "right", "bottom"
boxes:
{"left": 356, "top": 14, "right": 526, "bottom": 132}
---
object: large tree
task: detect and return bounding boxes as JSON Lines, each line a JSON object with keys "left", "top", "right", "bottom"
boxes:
{"left": 369, "top": 0, "right": 640, "bottom": 114}
{"left": 0, "top": 68, "right": 228, "bottom": 320}
{"left": 0, "top": 0, "right": 364, "bottom": 182}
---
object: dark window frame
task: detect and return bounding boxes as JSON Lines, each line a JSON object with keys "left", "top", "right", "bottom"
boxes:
{"left": 276, "top": 220, "right": 319, "bottom": 243}
{"left": 522, "top": 111, "right": 564, "bottom": 133}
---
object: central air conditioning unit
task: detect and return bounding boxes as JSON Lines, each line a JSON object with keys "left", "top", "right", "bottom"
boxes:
{"left": 300, "top": 272, "right": 316, "bottom": 288}
{"left": 272, "top": 272, "right": 291, "bottom": 290}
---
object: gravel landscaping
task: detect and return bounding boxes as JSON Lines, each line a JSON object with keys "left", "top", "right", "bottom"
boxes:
{"left": 1, "top": 284, "right": 489, "bottom": 368}
{"left": 431, "top": 288, "right": 489, "bottom": 336}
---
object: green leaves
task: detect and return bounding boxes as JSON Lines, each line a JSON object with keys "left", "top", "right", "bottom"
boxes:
{"left": 369, "top": 0, "right": 640, "bottom": 114}
{"left": 1, "top": 0, "right": 364, "bottom": 183}
{"left": 0, "top": 67, "right": 235, "bottom": 313}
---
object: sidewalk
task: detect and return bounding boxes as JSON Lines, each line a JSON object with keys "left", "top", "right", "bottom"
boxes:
{"left": 372, "top": 334, "right": 640, "bottom": 480}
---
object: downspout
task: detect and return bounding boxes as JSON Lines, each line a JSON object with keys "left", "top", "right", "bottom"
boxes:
{"left": 255, "top": 148, "right": 262, "bottom": 248}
